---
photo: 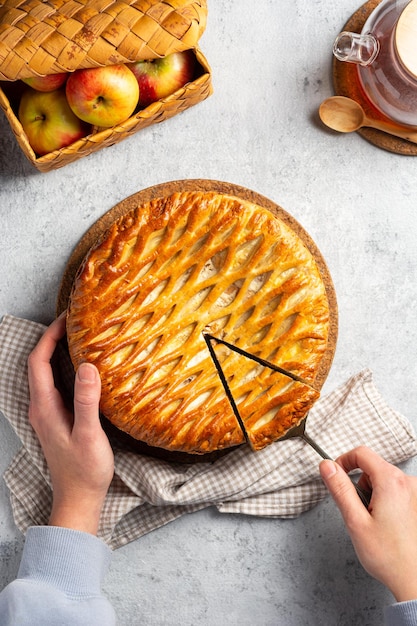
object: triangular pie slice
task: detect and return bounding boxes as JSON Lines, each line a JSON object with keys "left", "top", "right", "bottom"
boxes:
{"left": 67, "top": 191, "right": 330, "bottom": 454}
{"left": 204, "top": 334, "right": 320, "bottom": 451}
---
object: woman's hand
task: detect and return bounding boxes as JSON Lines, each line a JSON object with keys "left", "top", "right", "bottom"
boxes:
{"left": 27, "top": 314, "right": 114, "bottom": 535}
{"left": 320, "top": 446, "right": 417, "bottom": 602}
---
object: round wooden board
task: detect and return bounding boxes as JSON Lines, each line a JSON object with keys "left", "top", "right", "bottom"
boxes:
{"left": 333, "top": 0, "right": 417, "bottom": 155}
{"left": 56, "top": 179, "right": 338, "bottom": 462}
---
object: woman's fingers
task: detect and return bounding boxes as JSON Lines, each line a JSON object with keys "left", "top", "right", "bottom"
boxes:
{"left": 27, "top": 314, "right": 66, "bottom": 407}
{"left": 73, "top": 363, "right": 102, "bottom": 440}
{"left": 319, "top": 459, "right": 371, "bottom": 527}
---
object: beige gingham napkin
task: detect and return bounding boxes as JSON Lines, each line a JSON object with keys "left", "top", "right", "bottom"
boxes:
{"left": 1, "top": 314, "right": 416, "bottom": 550}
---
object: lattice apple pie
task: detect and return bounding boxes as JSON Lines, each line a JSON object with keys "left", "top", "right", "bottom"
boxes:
{"left": 67, "top": 191, "right": 330, "bottom": 453}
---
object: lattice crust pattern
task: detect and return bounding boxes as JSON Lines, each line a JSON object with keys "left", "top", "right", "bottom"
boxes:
{"left": 0, "top": 0, "right": 207, "bottom": 80}
{"left": 67, "top": 192, "right": 330, "bottom": 453}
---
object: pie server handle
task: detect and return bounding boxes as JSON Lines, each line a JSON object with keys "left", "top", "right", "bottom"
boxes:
{"left": 293, "top": 424, "right": 372, "bottom": 509}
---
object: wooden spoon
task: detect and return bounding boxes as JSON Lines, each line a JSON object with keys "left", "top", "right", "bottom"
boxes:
{"left": 319, "top": 96, "right": 417, "bottom": 143}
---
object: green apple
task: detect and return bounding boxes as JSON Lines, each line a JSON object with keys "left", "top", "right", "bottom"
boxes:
{"left": 66, "top": 64, "right": 139, "bottom": 127}
{"left": 18, "top": 88, "right": 89, "bottom": 156}
{"left": 128, "top": 50, "right": 196, "bottom": 108}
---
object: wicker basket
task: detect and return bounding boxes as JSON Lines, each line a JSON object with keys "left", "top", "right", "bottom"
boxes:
{"left": 0, "top": 0, "right": 212, "bottom": 171}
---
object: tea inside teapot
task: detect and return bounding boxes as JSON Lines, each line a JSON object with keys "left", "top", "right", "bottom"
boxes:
{"left": 333, "top": 0, "right": 417, "bottom": 127}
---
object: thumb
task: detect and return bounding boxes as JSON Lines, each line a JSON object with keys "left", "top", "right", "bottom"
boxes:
{"left": 73, "top": 363, "right": 102, "bottom": 433}
{"left": 320, "top": 460, "right": 369, "bottom": 525}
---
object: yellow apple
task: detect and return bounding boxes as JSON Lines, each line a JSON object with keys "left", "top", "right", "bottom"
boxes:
{"left": 18, "top": 88, "right": 90, "bottom": 156}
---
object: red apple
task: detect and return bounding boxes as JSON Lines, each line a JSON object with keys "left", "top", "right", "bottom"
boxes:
{"left": 128, "top": 50, "right": 196, "bottom": 108}
{"left": 66, "top": 65, "right": 139, "bottom": 127}
{"left": 18, "top": 88, "right": 89, "bottom": 156}
{"left": 22, "top": 72, "right": 68, "bottom": 92}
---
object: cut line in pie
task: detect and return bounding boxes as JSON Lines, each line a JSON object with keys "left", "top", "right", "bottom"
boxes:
{"left": 203, "top": 333, "right": 320, "bottom": 451}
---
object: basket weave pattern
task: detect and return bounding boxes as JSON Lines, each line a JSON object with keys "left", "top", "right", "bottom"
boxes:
{"left": 0, "top": 0, "right": 207, "bottom": 80}
{"left": 0, "top": 0, "right": 211, "bottom": 171}
{"left": 0, "top": 47, "right": 211, "bottom": 171}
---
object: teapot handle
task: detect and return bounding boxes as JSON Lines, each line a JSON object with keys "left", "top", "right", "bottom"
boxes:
{"left": 333, "top": 31, "right": 380, "bottom": 66}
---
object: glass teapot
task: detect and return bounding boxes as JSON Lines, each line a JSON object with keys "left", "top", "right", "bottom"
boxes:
{"left": 333, "top": 0, "right": 417, "bottom": 126}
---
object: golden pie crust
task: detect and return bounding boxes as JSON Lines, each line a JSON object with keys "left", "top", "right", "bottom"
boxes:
{"left": 67, "top": 191, "right": 330, "bottom": 453}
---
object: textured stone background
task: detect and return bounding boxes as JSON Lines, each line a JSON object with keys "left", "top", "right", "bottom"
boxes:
{"left": 1, "top": 1, "right": 416, "bottom": 624}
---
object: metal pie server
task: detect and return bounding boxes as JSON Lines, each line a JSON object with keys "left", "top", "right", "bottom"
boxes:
{"left": 203, "top": 333, "right": 372, "bottom": 509}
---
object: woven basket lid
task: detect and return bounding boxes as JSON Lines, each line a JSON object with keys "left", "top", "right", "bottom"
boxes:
{"left": 0, "top": 0, "right": 207, "bottom": 81}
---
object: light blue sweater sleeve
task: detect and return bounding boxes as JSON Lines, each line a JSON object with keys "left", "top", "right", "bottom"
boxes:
{"left": 385, "top": 600, "right": 417, "bottom": 625}
{"left": 0, "top": 526, "right": 116, "bottom": 626}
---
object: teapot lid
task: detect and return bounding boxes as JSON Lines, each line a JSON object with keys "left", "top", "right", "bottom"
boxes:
{"left": 395, "top": 0, "right": 417, "bottom": 79}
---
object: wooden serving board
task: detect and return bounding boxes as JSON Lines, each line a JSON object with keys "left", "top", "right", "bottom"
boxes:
{"left": 333, "top": 0, "right": 417, "bottom": 155}
{"left": 56, "top": 179, "right": 338, "bottom": 462}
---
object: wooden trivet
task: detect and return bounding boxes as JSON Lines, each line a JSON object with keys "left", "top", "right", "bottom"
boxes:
{"left": 333, "top": 0, "right": 417, "bottom": 155}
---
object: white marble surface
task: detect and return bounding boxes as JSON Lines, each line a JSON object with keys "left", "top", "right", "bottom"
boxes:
{"left": 1, "top": 1, "right": 417, "bottom": 624}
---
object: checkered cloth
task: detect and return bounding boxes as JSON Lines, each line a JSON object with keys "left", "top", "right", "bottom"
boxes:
{"left": 1, "top": 315, "right": 416, "bottom": 550}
